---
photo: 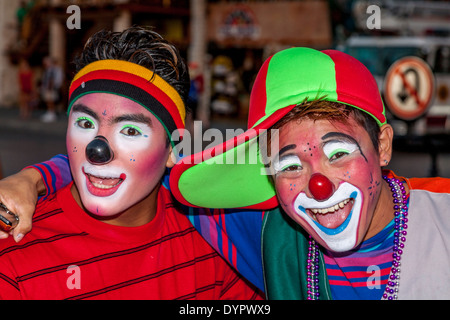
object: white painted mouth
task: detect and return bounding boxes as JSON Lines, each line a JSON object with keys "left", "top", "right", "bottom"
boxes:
{"left": 82, "top": 165, "right": 126, "bottom": 190}
{"left": 293, "top": 182, "right": 363, "bottom": 252}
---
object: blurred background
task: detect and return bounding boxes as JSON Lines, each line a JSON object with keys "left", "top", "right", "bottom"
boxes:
{"left": 0, "top": 0, "right": 449, "bottom": 178}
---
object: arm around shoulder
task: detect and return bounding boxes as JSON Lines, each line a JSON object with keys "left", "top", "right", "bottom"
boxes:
{"left": 0, "top": 168, "right": 44, "bottom": 241}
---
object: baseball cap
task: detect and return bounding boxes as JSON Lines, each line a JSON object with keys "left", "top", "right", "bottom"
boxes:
{"left": 169, "top": 47, "right": 386, "bottom": 209}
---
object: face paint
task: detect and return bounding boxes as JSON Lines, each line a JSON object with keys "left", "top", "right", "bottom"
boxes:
{"left": 67, "top": 92, "right": 170, "bottom": 220}
{"left": 274, "top": 117, "right": 383, "bottom": 252}
{"left": 294, "top": 182, "right": 363, "bottom": 252}
{"left": 323, "top": 140, "right": 358, "bottom": 162}
{"left": 273, "top": 154, "right": 302, "bottom": 175}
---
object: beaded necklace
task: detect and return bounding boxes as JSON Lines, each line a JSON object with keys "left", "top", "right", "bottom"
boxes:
{"left": 306, "top": 175, "right": 408, "bottom": 300}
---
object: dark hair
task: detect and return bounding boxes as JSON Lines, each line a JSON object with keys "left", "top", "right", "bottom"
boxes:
{"left": 266, "top": 97, "right": 381, "bottom": 156}
{"left": 73, "top": 26, "right": 190, "bottom": 105}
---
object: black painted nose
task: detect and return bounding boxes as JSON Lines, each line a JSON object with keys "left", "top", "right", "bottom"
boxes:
{"left": 85, "top": 136, "right": 114, "bottom": 165}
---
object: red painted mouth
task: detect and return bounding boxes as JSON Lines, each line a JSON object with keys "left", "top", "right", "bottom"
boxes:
{"left": 83, "top": 168, "right": 126, "bottom": 197}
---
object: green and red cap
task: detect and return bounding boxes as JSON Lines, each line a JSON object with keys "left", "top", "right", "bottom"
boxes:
{"left": 169, "top": 47, "right": 386, "bottom": 210}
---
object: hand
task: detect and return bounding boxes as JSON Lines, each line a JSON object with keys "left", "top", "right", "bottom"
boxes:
{"left": 0, "top": 169, "right": 44, "bottom": 242}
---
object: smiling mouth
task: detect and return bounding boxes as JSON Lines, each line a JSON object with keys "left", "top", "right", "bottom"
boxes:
{"left": 306, "top": 198, "right": 354, "bottom": 229}
{"left": 87, "top": 173, "right": 125, "bottom": 189}
{"left": 82, "top": 167, "right": 126, "bottom": 197}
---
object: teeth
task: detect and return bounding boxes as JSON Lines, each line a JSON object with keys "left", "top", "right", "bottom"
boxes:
{"left": 310, "top": 199, "right": 350, "bottom": 214}
{"left": 91, "top": 182, "right": 118, "bottom": 189}
{"left": 88, "top": 174, "right": 123, "bottom": 189}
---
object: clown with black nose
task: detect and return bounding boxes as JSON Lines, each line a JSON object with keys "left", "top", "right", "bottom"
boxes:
{"left": 66, "top": 92, "right": 173, "bottom": 219}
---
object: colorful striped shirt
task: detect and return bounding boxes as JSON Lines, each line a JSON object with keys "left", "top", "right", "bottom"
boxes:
{"left": 323, "top": 216, "right": 398, "bottom": 299}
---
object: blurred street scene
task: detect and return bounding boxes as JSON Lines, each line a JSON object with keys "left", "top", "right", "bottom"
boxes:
{"left": 0, "top": 0, "right": 449, "bottom": 178}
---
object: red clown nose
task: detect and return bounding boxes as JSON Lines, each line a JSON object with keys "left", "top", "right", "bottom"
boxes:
{"left": 309, "top": 173, "right": 334, "bottom": 201}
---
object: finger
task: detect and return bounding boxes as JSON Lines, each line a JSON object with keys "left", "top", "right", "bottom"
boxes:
{"left": 12, "top": 212, "right": 33, "bottom": 243}
{"left": 0, "top": 198, "right": 22, "bottom": 225}
{"left": 0, "top": 197, "right": 17, "bottom": 216}
{"left": 0, "top": 230, "right": 8, "bottom": 239}
{"left": 1, "top": 202, "right": 33, "bottom": 242}
{"left": 13, "top": 232, "right": 24, "bottom": 243}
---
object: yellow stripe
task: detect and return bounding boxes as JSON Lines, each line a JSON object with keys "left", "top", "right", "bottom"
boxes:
{"left": 71, "top": 59, "right": 185, "bottom": 122}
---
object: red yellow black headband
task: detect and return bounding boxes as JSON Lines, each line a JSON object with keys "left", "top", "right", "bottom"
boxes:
{"left": 68, "top": 59, "right": 186, "bottom": 142}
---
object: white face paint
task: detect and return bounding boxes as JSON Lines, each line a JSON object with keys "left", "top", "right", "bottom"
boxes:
{"left": 293, "top": 182, "right": 363, "bottom": 252}
{"left": 273, "top": 154, "right": 302, "bottom": 174}
{"left": 66, "top": 93, "right": 170, "bottom": 218}
{"left": 323, "top": 140, "right": 358, "bottom": 162}
{"left": 274, "top": 118, "right": 386, "bottom": 253}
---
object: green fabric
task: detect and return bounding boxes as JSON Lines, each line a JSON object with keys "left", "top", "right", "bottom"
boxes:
{"left": 179, "top": 49, "right": 338, "bottom": 208}
{"left": 178, "top": 137, "right": 276, "bottom": 208}
{"left": 253, "top": 48, "right": 337, "bottom": 128}
{"left": 261, "top": 207, "right": 332, "bottom": 300}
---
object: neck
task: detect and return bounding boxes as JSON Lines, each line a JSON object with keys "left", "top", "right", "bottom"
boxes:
{"left": 363, "top": 176, "right": 407, "bottom": 241}
{"left": 70, "top": 182, "right": 160, "bottom": 227}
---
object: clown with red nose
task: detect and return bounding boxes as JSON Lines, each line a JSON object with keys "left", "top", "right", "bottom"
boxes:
{"left": 170, "top": 47, "right": 450, "bottom": 300}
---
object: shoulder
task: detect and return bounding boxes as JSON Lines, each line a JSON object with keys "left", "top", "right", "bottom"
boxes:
{"left": 408, "top": 177, "right": 450, "bottom": 214}
{"left": 408, "top": 176, "right": 450, "bottom": 194}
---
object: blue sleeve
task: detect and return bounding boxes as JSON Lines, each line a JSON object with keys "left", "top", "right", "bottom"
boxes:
{"left": 25, "top": 154, "right": 71, "bottom": 200}
{"left": 163, "top": 170, "right": 265, "bottom": 292}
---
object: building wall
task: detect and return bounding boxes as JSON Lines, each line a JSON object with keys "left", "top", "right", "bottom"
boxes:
{"left": 0, "top": 0, "right": 21, "bottom": 106}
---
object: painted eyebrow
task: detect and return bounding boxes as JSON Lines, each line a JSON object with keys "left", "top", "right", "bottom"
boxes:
{"left": 321, "top": 131, "right": 359, "bottom": 143}
{"left": 277, "top": 144, "right": 297, "bottom": 159}
{"left": 72, "top": 104, "right": 99, "bottom": 121}
{"left": 321, "top": 132, "right": 367, "bottom": 162}
{"left": 111, "top": 114, "right": 153, "bottom": 127}
{"left": 72, "top": 103, "right": 152, "bottom": 127}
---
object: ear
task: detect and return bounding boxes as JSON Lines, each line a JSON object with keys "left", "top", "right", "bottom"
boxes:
{"left": 165, "top": 146, "right": 177, "bottom": 168}
{"left": 378, "top": 124, "right": 394, "bottom": 167}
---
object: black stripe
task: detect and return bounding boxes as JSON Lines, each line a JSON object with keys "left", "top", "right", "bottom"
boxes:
{"left": 0, "top": 273, "right": 19, "bottom": 291}
{"left": 250, "top": 290, "right": 262, "bottom": 300}
{"left": 219, "top": 273, "right": 240, "bottom": 297}
{"left": 16, "top": 227, "right": 196, "bottom": 282}
{"left": 33, "top": 208, "right": 63, "bottom": 223}
{"left": 69, "top": 79, "right": 177, "bottom": 136}
{"left": 65, "top": 251, "right": 219, "bottom": 300}
{"left": 0, "top": 232, "right": 88, "bottom": 257}
{"left": 174, "top": 282, "right": 224, "bottom": 300}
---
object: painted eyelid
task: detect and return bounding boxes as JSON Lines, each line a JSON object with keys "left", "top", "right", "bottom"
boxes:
{"left": 120, "top": 124, "right": 143, "bottom": 135}
{"left": 75, "top": 116, "right": 95, "bottom": 128}
{"left": 323, "top": 141, "right": 358, "bottom": 159}
{"left": 273, "top": 154, "right": 302, "bottom": 173}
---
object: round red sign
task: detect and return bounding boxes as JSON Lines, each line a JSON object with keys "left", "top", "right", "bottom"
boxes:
{"left": 383, "top": 56, "right": 435, "bottom": 121}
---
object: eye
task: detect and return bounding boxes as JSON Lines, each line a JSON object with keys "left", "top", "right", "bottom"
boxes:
{"left": 120, "top": 125, "right": 143, "bottom": 137}
{"left": 273, "top": 155, "right": 302, "bottom": 175}
{"left": 323, "top": 141, "right": 358, "bottom": 162}
{"left": 75, "top": 116, "right": 95, "bottom": 129}
{"left": 281, "top": 164, "right": 302, "bottom": 172}
{"left": 329, "top": 150, "right": 349, "bottom": 161}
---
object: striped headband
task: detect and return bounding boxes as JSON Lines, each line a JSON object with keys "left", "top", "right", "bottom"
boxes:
{"left": 68, "top": 59, "right": 186, "bottom": 143}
